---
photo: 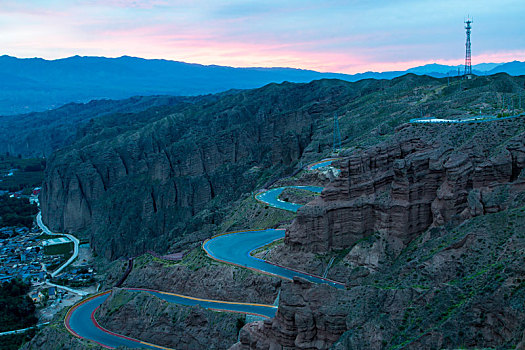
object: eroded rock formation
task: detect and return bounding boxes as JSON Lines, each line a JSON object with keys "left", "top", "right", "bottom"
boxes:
{"left": 41, "top": 106, "right": 317, "bottom": 259}
{"left": 232, "top": 277, "right": 350, "bottom": 350}
{"left": 286, "top": 123, "right": 525, "bottom": 256}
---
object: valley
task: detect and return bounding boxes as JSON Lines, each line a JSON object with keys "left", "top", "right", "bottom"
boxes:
{"left": 10, "top": 73, "right": 525, "bottom": 349}
{"left": 4, "top": 2, "right": 525, "bottom": 349}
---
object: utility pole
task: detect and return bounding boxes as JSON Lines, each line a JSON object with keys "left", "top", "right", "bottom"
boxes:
{"left": 333, "top": 114, "right": 342, "bottom": 153}
{"left": 464, "top": 18, "right": 473, "bottom": 78}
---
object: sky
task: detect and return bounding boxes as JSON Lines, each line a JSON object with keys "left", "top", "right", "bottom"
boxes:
{"left": 1, "top": 0, "right": 524, "bottom": 74}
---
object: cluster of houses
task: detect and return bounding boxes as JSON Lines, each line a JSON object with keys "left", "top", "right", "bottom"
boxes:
{"left": 55, "top": 267, "right": 94, "bottom": 285}
{"left": 29, "top": 286, "right": 67, "bottom": 303}
{"left": 0, "top": 225, "right": 96, "bottom": 309}
{"left": 0, "top": 227, "right": 47, "bottom": 284}
{"left": 0, "top": 189, "right": 23, "bottom": 198}
{"left": 0, "top": 226, "right": 80, "bottom": 283}
{"left": 0, "top": 187, "right": 40, "bottom": 202}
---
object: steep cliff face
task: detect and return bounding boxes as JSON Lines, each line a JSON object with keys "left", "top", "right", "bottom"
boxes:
{"left": 234, "top": 195, "right": 525, "bottom": 350}
{"left": 30, "top": 74, "right": 525, "bottom": 350}
{"left": 235, "top": 117, "right": 525, "bottom": 350}
{"left": 286, "top": 119, "right": 525, "bottom": 257}
{"left": 0, "top": 95, "right": 198, "bottom": 158}
{"left": 41, "top": 75, "right": 461, "bottom": 259}
{"left": 233, "top": 277, "right": 350, "bottom": 350}
{"left": 41, "top": 101, "right": 317, "bottom": 259}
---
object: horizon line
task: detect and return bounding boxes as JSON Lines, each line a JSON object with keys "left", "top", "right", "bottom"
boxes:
{"left": 1, "top": 53, "right": 521, "bottom": 76}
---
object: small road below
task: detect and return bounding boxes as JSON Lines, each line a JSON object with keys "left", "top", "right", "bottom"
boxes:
{"left": 410, "top": 112, "right": 524, "bottom": 124}
{"left": 0, "top": 322, "right": 50, "bottom": 337}
{"left": 36, "top": 212, "right": 80, "bottom": 277}
{"left": 64, "top": 159, "right": 343, "bottom": 349}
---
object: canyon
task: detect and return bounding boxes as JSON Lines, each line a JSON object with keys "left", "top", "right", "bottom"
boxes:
{"left": 236, "top": 118, "right": 525, "bottom": 349}
{"left": 23, "top": 73, "right": 525, "bottom": 349}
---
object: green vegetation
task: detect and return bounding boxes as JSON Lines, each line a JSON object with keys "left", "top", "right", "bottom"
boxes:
{"left": 179, "top": 246, "right": 214, "bottom": 271}
{"left": 37, "top": 232, "right": 66, "bottom": 240}
{"left": 102, "top": 291, "right": 136, "bottom": 318}
{"left": 0, "top": 195, "right": 38, "bottom": 228}
{"left": 93, "top": 288, "right": 240, "bottom": 349}
{"left": 219, "top": 195, "right": 295, "bottom": 233}
{"left": 277, "top": 188, "right": 320, "bottom": 205}
{"left": 352, "top": 206, "right": 525, "bottom": 349}
{"left": 0, "top": 330, "right": 36, "bottom": 350}
{"left": 250, "top": 238, "right": 284, "bottom": 257}
{"left": 0, "top": 280, "right": 37, "bottom": 348}
{"left": 0, "top": 154, "right": 45, "bottom": 193}
{"left": 236, "top": 316, "right": 246, "bottom": 332}
{"left": 32, "top": 74, "right": 525, "bottom": 260}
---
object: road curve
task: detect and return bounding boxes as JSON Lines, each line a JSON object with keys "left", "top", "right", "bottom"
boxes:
{"left": 307, "top": 158, "right": 337, "bottom": 170}
{"left": 65, "top": 289, "right": 277, "bottom": 349}
{"left": 62, "top": 114, "right": 525, "bottom": 348}
{"left": 36, "top": 212, "right": 80, "bottom": 277}
{"left": 64, "top": 160, "right": 343, "bottom": 349}
{"left": 203, "top": 229, "right": 344, "bottom": 288}
{"left": 255, "top": 185, "right": 323, "bottom": 212}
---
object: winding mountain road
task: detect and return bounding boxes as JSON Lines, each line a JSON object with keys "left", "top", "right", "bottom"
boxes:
{"left": 307, "top": 158, "right": 339, "bottom": 170}
{"left": 36, "top": 212, "right": 80, "bottom": 278}
{"left": 255, "top": 185, "right": 323, "bottom": 212}
{"left": 63, "top": 159, "right": 341, "bottom": 349}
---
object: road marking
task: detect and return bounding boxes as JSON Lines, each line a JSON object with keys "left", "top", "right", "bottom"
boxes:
{"left": 63, "top": 159, "right": 344, "bottom": 349}
{"left": 128, "top": 287, "right": 277, "bottom": 309}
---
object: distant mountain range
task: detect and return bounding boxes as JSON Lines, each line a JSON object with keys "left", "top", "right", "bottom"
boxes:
{"left": 0, "top": 55, "right": 524, "bottom": 115}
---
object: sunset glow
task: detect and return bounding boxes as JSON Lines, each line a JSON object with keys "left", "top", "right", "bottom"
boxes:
{"left": 2, "top": 0, "right": 524, "bottom": 73}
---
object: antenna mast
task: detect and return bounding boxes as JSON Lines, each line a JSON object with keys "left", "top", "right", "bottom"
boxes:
{"left": 464, "top": 17, "right": 473, "bottom": 77}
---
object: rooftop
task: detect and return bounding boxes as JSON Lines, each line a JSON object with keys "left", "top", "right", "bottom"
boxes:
{"left": 42, "top": 237, "right": 70, "bottom": 246}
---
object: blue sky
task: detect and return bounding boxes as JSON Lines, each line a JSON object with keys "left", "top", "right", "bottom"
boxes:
{"left": 1, "top": 0, "right": 524, "bottom": 73}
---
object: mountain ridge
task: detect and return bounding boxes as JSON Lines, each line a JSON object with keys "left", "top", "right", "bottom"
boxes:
{"left": 1, "top": 55, "right": 524, "bottom": 115}
{"left": 21, "top": 72, "right": 525, "bottom": 350}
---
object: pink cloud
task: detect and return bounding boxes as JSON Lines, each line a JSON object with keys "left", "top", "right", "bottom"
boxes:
{"left": 2, "top": 1, "right": 524, "bottom": 74}
{"left": 82, "top": 0, "right": 170, "bottom": 9}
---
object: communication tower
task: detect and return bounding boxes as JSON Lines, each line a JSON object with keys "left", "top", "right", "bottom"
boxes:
{"left": 464, "top": 18, "right": 473, "bottom": 77}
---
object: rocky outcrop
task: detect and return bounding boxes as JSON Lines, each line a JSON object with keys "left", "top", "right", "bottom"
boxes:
{"left": 286, "top": 121, "right": 525, "bottom": 256}
{"left": 21, "top": 319, "right": 106, "bottom": 350}
{"left": 106, "top": 255, "right": 281, "bottom": 305}
{"left": 97, "top": 288, "right": 241, "bottom": 349}
{"left": 39, "top": 74, "right": 525, "bottom": 260}
{"left": 241, "top": 119, "right": 525, "bottom": 350}
{"left": 41, "top": 96, "right": 318, "bottom": 259}
{"left": 278, "top": 188, "right": 320, "bottom": 205}
{"left": 232, "top": 277, "right": 350, "bottom": 350}
{"left": 234, "top": 199, "right": 525, "bottom": 349}
{"left": 25, "top": 73, "right": 525, "bottom": 350}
